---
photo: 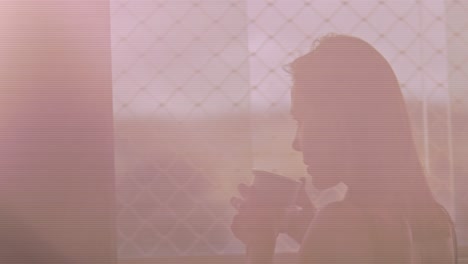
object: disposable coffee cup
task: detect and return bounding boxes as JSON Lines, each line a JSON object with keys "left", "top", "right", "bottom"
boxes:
{"left": 251, "top": 169, "right": 301, "bottom": 208}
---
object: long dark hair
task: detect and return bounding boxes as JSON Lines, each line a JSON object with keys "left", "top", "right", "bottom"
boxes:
{"left": 289, "top": 34, "right": 429, "bottom": 201}
{"left": 289, "top": 34, "right": 456, "bottom": 262}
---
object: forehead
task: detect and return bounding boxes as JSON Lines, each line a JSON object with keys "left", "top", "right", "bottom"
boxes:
{"left": 290, "top": 87, "right": 302, "bottom": 118}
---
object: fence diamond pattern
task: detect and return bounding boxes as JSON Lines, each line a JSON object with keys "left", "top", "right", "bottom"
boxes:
{"left": 110, "top": 0, "right": 468, "bottom": 258}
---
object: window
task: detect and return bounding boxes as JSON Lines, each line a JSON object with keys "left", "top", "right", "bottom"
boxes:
{"left": 110, "top": 0, "right": 468, "bottom": 259}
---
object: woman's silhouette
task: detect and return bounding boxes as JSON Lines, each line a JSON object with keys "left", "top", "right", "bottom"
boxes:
{"left": 232, "top": 34, "right": 457, "bottom": 263}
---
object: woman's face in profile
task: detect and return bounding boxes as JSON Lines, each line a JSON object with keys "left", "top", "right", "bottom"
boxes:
{"left": 291, "top": 88, "right": 346, "bottom": 190}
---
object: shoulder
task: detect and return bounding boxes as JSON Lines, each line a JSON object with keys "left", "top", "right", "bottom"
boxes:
{"left": 299, "top": 201, "right": 375, "bottom": 263}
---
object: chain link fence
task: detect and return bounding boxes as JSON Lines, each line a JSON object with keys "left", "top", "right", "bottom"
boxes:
{"left": 110, "top": 0, "right": 468, "bottom": 259}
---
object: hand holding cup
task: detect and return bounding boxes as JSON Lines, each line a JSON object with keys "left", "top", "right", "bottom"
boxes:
{"left": 230, "top": 169, "right": 305, "bottom": 244}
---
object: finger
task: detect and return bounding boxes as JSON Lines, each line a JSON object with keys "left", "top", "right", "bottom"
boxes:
{"left": 238, "top": 183, "right": 253, "bottom": 198}
{"left": 230, "top": 196, "right": 244, "bottom": 211}
{"left": 231, "top": 213, "right": 253, "bottom": 244}
{"left": 231, "top": 214, "right": 246, "bottom": 242}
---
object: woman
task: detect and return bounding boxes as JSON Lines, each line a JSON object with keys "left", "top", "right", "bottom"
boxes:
{"left": 231, "top": 34, "right": 457, "bottom": 263}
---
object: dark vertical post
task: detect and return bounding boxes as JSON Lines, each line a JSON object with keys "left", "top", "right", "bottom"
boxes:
{"left": 0, "top": 1, "right": 116, "bottom": 263}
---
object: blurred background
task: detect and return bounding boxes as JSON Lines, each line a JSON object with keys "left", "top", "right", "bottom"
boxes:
{"left": 109, "top": 0, "right": 468, "bottom": 260}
